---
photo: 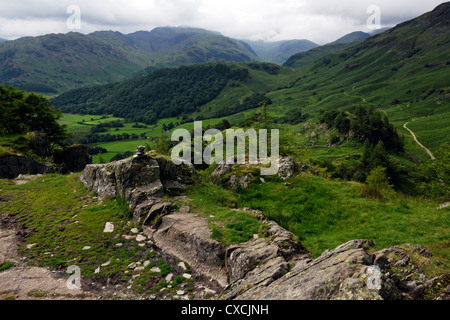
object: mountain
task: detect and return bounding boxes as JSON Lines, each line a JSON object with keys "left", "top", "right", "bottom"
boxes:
{"left": 284, "top": 43, "right": 354, "bottom": 69}
{"left": 283, "top": 28, "right": 394, "bottom": 70}
{"left": 277, "top": 2, "right": 450, "bottom": 151}
{"left": 244, "top": 39, "right": 318, "bottom": 65}
{"left": 283, "top": 30, "right": 385, "bottom": 70}
{"left": 329, "top": 31, "right": 371, "bottom": 45}
{"left": 0, "top": 27, "right": 258, "bottom": 94}
{"left": 0, "top": 39, "right": 8, "bottom": 43}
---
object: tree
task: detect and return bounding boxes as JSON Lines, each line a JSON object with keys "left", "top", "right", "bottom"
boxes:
{"left": 364, "top": 166, "right": 393, "bottom": 198}
{"left": 0, "top": 85, "right": 68, "bottom": 149}
{"left": 155, "top": 132, "right": 170, "bottom": 155}
{"left": 97, "top": 152, "right": 107, "bottom": 164}
{"left": 334, "top": 111, "right": 350, "bottom": 134}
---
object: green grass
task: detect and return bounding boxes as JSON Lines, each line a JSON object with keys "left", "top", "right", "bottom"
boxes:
{"left": 0, "top": 174, "right": 189, "bottom": 295}
{"left": 188, "top": 171, "right": 449, "bottom": 269}
{"left": 235, "top": 174, "right": 449, "bottom": 258}
{"left": 183, "top": 181, "right": 263, "bottom": 246}
{"left": 0, "top": 262, "right": 15, "bottom": 272}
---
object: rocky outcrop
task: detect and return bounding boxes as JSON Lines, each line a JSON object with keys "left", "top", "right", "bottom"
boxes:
{"left": 0, "top": 142, "right": 91, "bottom": 179}
{"left": 0, "top": 155, "right": 51, "bottom": 179}
{"left": 148, "top": 213, "right": 229, "bottom": 287}
{"left": 80, "top": 152, "right": 197, "bottom": 224}
{"left": 210, "top": 157, "right": 319, "bottom": 189}
{"left": 53, "top": 144, "right": 92, "bottom": 173}
{"left": 79, "top": 153, "right": 448, "bottom": 300}
{"left": 145, "top": 210, "right": 310, "bottom": 290}
{"left": 221, "top": 239, "right": 448, "bottom": 300}
{"left": 28, "top": 132, "right": 50, "bottom": 158}
{"left": 222, "top": 239, "right": 395, "bottom": 300}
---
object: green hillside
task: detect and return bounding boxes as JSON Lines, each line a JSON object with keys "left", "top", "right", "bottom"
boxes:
{"left": 53, "top": 62, "right": 297, "bottom": 124}
{"left": 329, "top": 31, "right": 371, "bottom": 44}
{"left": 282, "top": 30, "right": 388, "bottom": 70}
{"left": 0, "top": 27, "right": 258, "bottom": 94}
{"left": 284, "top": 43, "right": 355, "bottom": 69}
{"left": 276, "top": 2, "right": 450, "bottom": 154}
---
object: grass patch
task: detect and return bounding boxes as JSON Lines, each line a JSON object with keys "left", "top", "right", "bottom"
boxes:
{"left": 0, "top": 262, "right": 15, "bottom": 272}
{"left": 227, "top": 173, "right": 449, "bottom": 258}
{"left": 186, "top": 181, "right": 263, "bottom": 245}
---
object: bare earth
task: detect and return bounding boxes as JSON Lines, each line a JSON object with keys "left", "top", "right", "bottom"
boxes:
{"left": 0, "top": 222, "right": 87, "bottom": 300}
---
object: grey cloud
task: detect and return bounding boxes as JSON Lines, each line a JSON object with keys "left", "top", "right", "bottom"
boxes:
{"left": 0, "top": 0, "right": 446, "bottom": 42}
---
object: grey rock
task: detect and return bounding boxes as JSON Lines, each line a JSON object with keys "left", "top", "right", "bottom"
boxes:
{"left": 80, "top": 154, "right": 196, "bottom": 226}
{"left": 222, "top": 239, "right": 403, "bottom": 300}
{"left": 53, "top": 144, "right": 92, "bottom": 173}
{"left": 277, "top": 157, "right": 296, "bottom": 180}
{"left": 152, "top": 213, "right": 228, "bottom": 287}
{"left": 143, "top": 202, "right": 173, "bottom": 227}
{"left": 0, "top": 155, "right": 51, "bottom": 179}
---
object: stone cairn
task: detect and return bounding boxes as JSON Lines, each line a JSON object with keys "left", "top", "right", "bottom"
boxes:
{"left": 136, "top": 145, "right": 146, "bottom": 157}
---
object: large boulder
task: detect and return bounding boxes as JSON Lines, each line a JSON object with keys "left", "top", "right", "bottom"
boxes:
{"left": 80, "top": 152, "right": 197, "bottom": 224}
{"left": 0, "top": 155, "right": 50, "bottom": 179}
{"left": 53, "top": 144, "right": 92, "bottom": 173}
{"left": 28, "top": 132, "right": 50, "bottom": 158}
{"left": 222, "top": 239, "right": 403, "bottom": 300}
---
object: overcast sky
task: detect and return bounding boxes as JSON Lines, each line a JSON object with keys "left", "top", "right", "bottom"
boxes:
{"left": 0, "top": 0, "right": 446, "bottom": 44}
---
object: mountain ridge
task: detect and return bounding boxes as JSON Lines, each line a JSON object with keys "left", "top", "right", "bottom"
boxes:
{"left": 0, "top": 27, "right": 258, "bottom": 94}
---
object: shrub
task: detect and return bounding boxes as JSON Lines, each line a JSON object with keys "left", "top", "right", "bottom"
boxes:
{"left": 363, "top": 166, "right": 393, "bottom": 198}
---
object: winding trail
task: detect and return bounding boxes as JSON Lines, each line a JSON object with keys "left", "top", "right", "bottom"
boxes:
{"left": 403, "top": 122, "right": 435, "bottom": 160}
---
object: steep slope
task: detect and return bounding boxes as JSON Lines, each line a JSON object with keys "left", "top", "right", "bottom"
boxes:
{"left": 284, "top": 29, "right": 393, "bottom": 70}
{"left": 0, "top": 27, "right": 258, "bottom": 94}
{"left": 329, "top": 31, "right": 371, "bottom": 45}
{"left": 273, "top": 2, "right": 450, "bottom": 152}
{"left": 244, "top": 39, "right": 318, "bottom": 65}
{"left": 284, "top": 43, "right": 354, "bottom": 69}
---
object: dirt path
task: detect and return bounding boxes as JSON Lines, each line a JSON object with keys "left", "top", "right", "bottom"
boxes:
{"left": 0, "top": 219, "right": 88, "bottom": 300}
{"left": 403, "top": 122, "right": 436, "bottom": 160}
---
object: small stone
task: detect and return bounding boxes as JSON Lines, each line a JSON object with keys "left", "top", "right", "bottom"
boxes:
{"left": 94, "top": 267, "right": 101, "bottom": 274}
{"left": 134, "top": 266, "right": 145, "bottom": 271}
{"left": 151, "top": 267, "right": 161, "bottom": 273}
{"left": 143, "top": 260, "right": 151, "bottom": 267}
{"left": 136, "top": 235, "right": 146, "bottom": 242}
{"left": 183, "top": 273, "right": 192, "bottom": 279}
{"left": 177, "top": 290, "right": 185, "bottom": 295}
{"left": 178, "top": 262, "right": 187, "bottom": 270}
{"left": 149, "top": 295, "right": 156, "bottom": 300}
{"left": 103, "top": 222, "right": 114, "bottom": 233}
{"left": 127, "top": 262, "right": 137, "bottom": 269}
{"left": 115, "top": 243, "right": 123, "bottom": 247}
{"left": 26, "top": 243, "right": 36, "bottom": 249}
{"left": 165, "top": 273, "right": 174, "bottom": 282}
{"left": 101, "top": 261, "right": 111, "bottom": 267}
{"left": 131, "top": 228, "right": 139, "bottom": 234}
{"left": 82, "top": 246, "right": 91, "bottom": 250}
{"left": 253, "top": 234, "right": 259, "bottom": 239}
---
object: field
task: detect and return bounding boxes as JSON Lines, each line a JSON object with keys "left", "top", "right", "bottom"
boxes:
{"left": 183, "top": 169, "right": 450, "bottom": 278}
